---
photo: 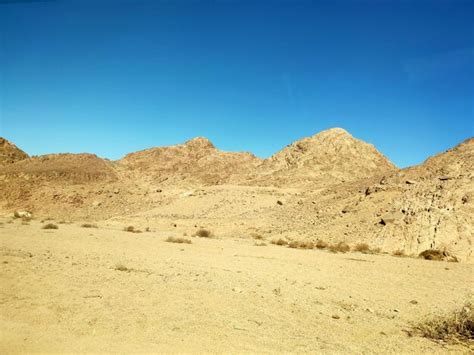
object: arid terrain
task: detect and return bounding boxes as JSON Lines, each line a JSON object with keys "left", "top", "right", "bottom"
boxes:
{"left": 0, "top": 128, "right": 473, "bottom": 352}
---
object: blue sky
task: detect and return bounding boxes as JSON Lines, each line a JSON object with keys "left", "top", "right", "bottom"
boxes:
{"left": 0, "top": 0, "right": 473, "bottom": 168}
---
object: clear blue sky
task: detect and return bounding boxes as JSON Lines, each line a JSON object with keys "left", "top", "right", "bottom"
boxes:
{"left": 1, "top": 0, "right": 473, "bottom": 167}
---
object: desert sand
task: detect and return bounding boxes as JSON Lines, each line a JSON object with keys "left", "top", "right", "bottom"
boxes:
{"left": 1, "top": 218, "right": 472, "bottom": 353}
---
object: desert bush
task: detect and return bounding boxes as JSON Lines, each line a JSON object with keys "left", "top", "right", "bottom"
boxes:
{"left": 329, "top": 242, "right": 351, "bottom": 253}
{"left": 166, "top": 236, "right": 192, "bottom": 244}
{"left": 414, "top": 301, "right": 473, "bottom": 344}
{"left": 250, "top": 232, "right": 264, "bottom": 240}
{"left": 114, "top": 263, "right": 131, "bottom": 272}
{"left": 81, "top": 223, "right": 98, "bottom": 228}
{"left": 392, "top": 249, "right": 406, "bottom": 257}
{"left": 299, "top": 241, "right": 314, "bottom": 249}
{"left": 193, "top": 229, "right": 212, "bottom": 238}
{"left": 353, "top": 243, "right": 381, "bottom": 254}
{"left": 353, "top": 243, "right": 370, "bottom": 253}
{"left": 271, "top": 238, "right": 288, "bottom": 246}
{"left": 288, "top": 240, "right": 299, "bottom": 248}
{"left": 123, "top": 226, "right": 142, "bottom": 233}
{"left": 42, "top": 223, "right": 58, "bottom": 230}
{"left": 316, "top": 240, "right": 328, "bottom": 249}
{"left": 419, "top": 249, "right": 458, "bottom": 262}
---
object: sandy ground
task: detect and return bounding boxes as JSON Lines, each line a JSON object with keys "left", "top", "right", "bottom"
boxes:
{"left": 0, "top": 217, "right": 472, "bottom": 353}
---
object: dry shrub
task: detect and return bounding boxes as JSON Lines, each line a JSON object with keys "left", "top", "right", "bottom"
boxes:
{"left": 114, "top": 263, "right": 132, "bottom": 272}
{"left": 193, "top": 229, "right": 212, "bottom": 238}
{"left": 123, "top": 226, "right": 142, "bottom": 233}
{"left": 81, "top": 223, "right": 98, "bottom": 228}
{"left": 166, "top": 236, "right": 192, "bottom": 244}
{"left": 316, "top": 240, "right": 328, "bottom": 249}
{"left": 42, "top": 223, "right": 58, "bottom": 230}
{"left": 329, "top": 242, "right": 350, "bottom": 253}
{"left": 419, "top": 249, "right": 458, "bottom": 262}
{"left": 254, "top": 241, "right": 267, "bottom": 247}
{"left": 271, "top": 238, "right": 288, "bottom": 246}
{"left": 299, "top": 241, "right": 314, "bottom": 249}
{"left": 353, "top": 243, "right": 381, "bottom": 254}
{"left": 414, "top": 301, "right": 473, "bottom": 345}
{"left": 393, "top": 249, "right": 406, "bottom": 257}
{"left": 250, "top": 232, "right": 264, "bottom": 240}
{"left": 288, "top": 240, "right": 299, "bottom": 249}
{"left": 353, "top": 243, "right": 370, "bottom": 253}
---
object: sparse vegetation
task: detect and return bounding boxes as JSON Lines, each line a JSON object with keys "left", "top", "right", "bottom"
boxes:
{"left": 166, "top": 236, "right": 192, "bottom": 244}
{"left": 123, "top": 226, "right": 142, "bottom": 233}
{"left": 42, "top": 223, "right": 58, "bottom": 230}
{"left": 329, "top": 242, "right": 351, "bottom": 253}
{"left": 271, "top": 238, "right": 288, "bottom": 246}
{"left": 288, "top": 240, "right": 314, "bottom": 249}
{"left": 419, "top": 249, "right": 458, "bottom": 262}
{"left": 193, "top": 229, "right": 212, "bottom": 238}
{"left": 81, "top": 223, "right": 98, "bottom": 228}
{"left": 254, "top": 241, "right": 267, "bottom": 246}
{"left": 414, "top": 301, "right": 473, "bottom": 345}
{"left": 316, "top": 240, "right": 328, "bottom": 249}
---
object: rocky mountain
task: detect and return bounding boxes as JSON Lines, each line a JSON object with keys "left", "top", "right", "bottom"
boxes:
{"left": 118, "top": 137, "right": 262, "bottom": 187}
{"left": 0, "top": 130, "right": 472, "bottom": 261}
{"left": 0, "top": 138, "right": 29, "bottom": 165}
{"left": 245, "top": 128, "right": 397, "bottom": 187}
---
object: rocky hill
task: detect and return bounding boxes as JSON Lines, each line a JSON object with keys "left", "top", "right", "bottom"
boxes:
{"left": 245, "top": 128, "right": 397, "bottom": 187}
{"left": 0, "top": 138, "right": 28, "bottom": 165}
{"left": 118, "top": 137, "right": 262, "bottom": 187}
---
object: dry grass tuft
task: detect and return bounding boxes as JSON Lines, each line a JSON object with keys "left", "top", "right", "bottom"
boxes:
{"left": 166, "top": 236, "right": 192, "bottom": 244}
{"left": 288, "top": 240, "right": 315, "bottom": 249}
{"left": 288, "top": 240, "right": 299, "bottom": 249}
{"left": 42, "top": 223, "right": 58, "bottom": 230}
{"left": 353, "top": 243, "right": 381, "bottom": 254}
{"left": 414, "top": 301, "right": 473, "bottom": 345}
{"left": 250, "top": 232, "right": 264, "bottom": 240}
{"left": 393, "top": 249, "right": 406, "bottom": 257}
{"left": 316, "top": 240, "right": 328, "bottom": 249}
{"left": 271, "top": 238, "right": 288, "bottom": 246}
{"left": 123, "top": 226, "right": 142, "bottom": 233}
{"left": 193, "top": 229, "right": 212, "bottom": 238}
{"left": 114, "top": 263, "right": 132, "bottom": 272}
{"left": 254, "top": 241, "right": 267, "bottom": 247}
{"left": 81, "top": 223, "right": 98, "bottom": 228}
{"left": 353, "top": 243, "right": 370, "bottom": 253}
{"left": 329, "top": 242, "right": 351, "bottom": 253}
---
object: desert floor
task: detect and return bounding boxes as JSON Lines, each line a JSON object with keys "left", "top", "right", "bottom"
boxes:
{"left": 1, "top": 217, "right": 472, "bottom": 353}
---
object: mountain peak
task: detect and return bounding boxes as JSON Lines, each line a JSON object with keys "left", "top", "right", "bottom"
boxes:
{"left": 184, "top": 137, "right": 215, "bottom": 149}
